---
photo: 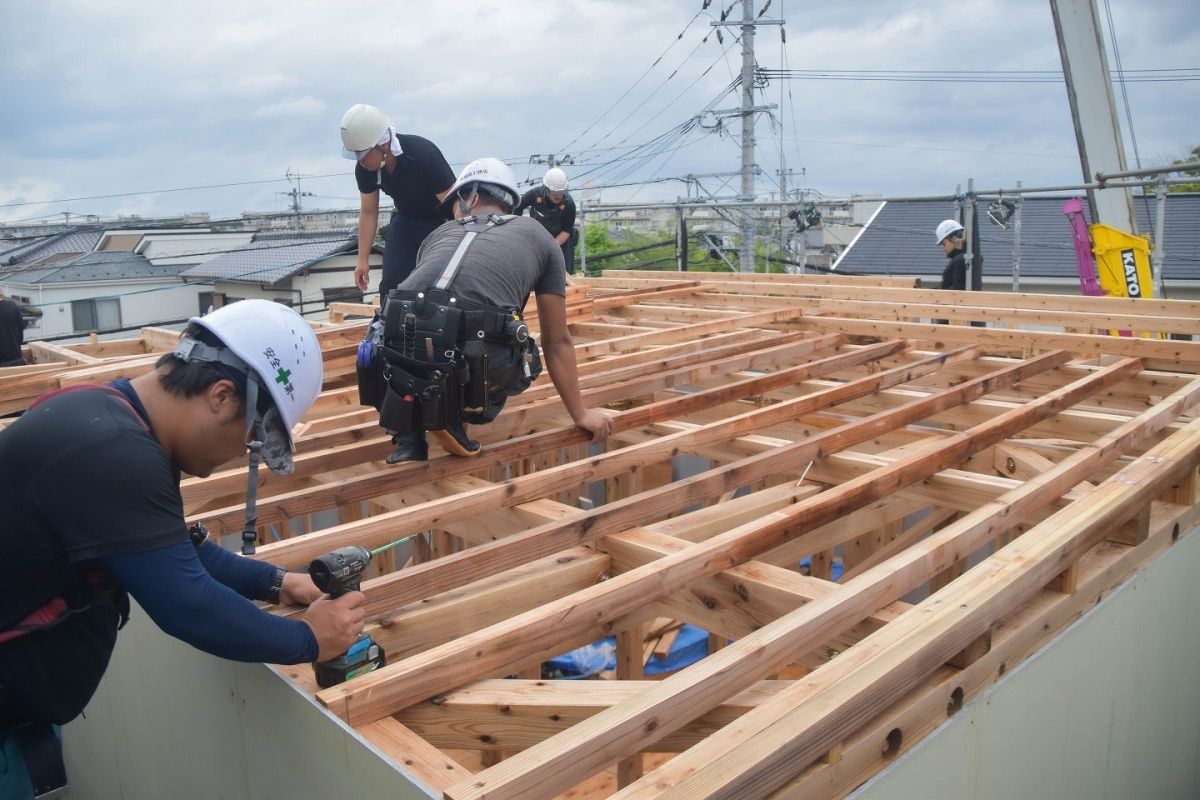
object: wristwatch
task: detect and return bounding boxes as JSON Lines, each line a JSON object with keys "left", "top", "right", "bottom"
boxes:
{"left": 265, "top": 567, "right": 286, "bottom": 605}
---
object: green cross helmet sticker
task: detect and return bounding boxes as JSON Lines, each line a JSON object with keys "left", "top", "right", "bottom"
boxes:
{"left": 275, "top": 367, "right": 292, "bottom": 385}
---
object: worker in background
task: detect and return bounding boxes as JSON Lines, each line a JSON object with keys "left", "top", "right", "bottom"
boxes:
{"left": 0, "top": 300, "right": 365, "bottom": 798}
{"left": 358, "top": 157, "right": 611, "bottom": 464}
{"left": 0, "top": 290, "right": 25, "bottom": 367}
{"left": 935, "top": 219, "right": 967, "bottom": 290}
{"left": 514, "top": 167, "right": 578, "bottom": 274}
{"left": 340, "top": 104, "right": 456, "bottom": 297}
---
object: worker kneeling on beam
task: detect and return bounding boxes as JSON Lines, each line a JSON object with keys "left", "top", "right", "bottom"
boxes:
{"left": 357, "top": 157, "right": 611, "bottom": 464}
{"left": 0, "top": 300, "right": 365, "bottom": 798}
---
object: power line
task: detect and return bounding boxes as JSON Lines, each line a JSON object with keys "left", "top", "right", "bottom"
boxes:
{"left": 0, "top": 172, "right": 351, "bottom": 210}
{"left": 756, "top": 67, "right": 1200, "bottom": 83}
{"left": 558, "top": 11, "right": 706, "bottom": 154}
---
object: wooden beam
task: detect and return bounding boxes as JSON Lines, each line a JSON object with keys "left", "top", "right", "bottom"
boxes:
{"left": 597, "top": 380, "right": 1200, "bottom": 798}
{"left": 436, "top": 359, "right": 1174, "bottom": 800}
{"left": 653, "top": 415, "right": 1200, "bottom": 799}
{"left": 244, "top": 339, "right": 927, "bottom": 566}
{"left": 358, "top": 717, "right": 474, "bottom": 791}
{"left": 317, "top": 352, "right": 1119, "bottom": 731}
{"left": 798, "top": 315, "right": 1200, "bottom": 371}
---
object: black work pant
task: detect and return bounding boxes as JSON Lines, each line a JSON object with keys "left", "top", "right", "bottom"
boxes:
{"left": 381, "top": 214, "right": 443, "bottom": 296}
{"left": 560, "top": 239, "right": 576, "bottom": 275}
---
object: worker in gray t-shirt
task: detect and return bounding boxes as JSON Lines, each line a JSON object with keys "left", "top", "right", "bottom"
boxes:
{"left": 380, "top": 157, "right": 612, "bottom": 464}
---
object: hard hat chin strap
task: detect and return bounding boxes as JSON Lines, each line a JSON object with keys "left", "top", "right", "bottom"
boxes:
{"left": 241, "top": 377, "right": 264, "bottom": 555}
{"left": 175, "top": 334, "right": 296, "bottom": 555}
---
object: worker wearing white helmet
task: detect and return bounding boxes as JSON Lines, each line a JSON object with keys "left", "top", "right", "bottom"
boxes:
{"left": 0, "top": 300, "right": 364, "bottom": 793}
{"left": 339, "top": 103, "right": 456, "bottom": 296}
{"left": 935, "top": 218, "right": 967, "bottom": 290}
{"left": 358, "top": 157, "right": 611, "bottom": 464}
{"left": 513, "top": 166, "right": 579, "bottom": 274}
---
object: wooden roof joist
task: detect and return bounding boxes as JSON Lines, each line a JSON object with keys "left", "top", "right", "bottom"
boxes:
{"left": 6, "top": 273, "right": 1199, "bottom": 799}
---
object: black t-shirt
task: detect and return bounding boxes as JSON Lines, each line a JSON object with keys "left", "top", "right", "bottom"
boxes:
{"left": 0, "top": 298, "right": 23, "bottom": 363}
{"left": 354, "top": 133, "right": 455, "bottom": 221}
{"left": 0, "top": 384, "right": 184, "bottom": 723}
{"left": 514, "top": 187, "right": 577, "bottom": 238}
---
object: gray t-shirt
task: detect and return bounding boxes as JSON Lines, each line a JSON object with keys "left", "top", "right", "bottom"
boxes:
{"left": 401, "top": 215, "right": 566, "bottom": 311}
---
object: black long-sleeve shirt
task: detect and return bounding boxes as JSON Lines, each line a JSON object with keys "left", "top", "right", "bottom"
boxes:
{"left": 0, "top": 298, "right": 24, "bottom": 364}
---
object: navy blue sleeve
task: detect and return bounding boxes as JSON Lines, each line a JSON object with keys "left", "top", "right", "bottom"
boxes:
{"left": 514, "top": 188, "right": 536, "bottom": 216}
{"left": 101, "top": 541, "right": 318, "bottom": 664}
{"left": 561, "top": 196, "right": 576, "bottom": 232}
{"left": 195, "top": 539, "right": 276, "bottom": 600}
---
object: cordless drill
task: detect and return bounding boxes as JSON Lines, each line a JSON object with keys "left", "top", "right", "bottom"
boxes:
{"left": 309, "top": 545, "right": 387, "bottom": 688}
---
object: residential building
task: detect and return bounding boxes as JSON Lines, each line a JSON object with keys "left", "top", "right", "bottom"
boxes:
{"left": 179, "top": 230, "right": 382, "bottom": 317}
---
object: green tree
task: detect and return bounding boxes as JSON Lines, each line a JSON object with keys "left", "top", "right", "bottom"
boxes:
{"left": 1169, "top": 144, "right": 1200, "bottom": 193}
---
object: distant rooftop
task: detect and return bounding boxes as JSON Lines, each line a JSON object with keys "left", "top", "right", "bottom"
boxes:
{"left": 179, "top": 229, "right": 362, "bottom": 285}
{"left": 0, "top": 250, "right": 187, "bottom": 285}
{"left": 0, "top": 227, "right": 104, "bottom": 271}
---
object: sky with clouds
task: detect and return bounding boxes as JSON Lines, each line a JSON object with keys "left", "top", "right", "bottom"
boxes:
{"left": 0, "top": 0, "right": 1196, "bottom": 225}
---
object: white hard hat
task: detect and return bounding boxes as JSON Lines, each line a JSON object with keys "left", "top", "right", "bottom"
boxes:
{"left": 543, "top": 167, "right": 568, "bottom": 193}
{"left": 340, "top": 104, "right": 392, "bottom": 158}
{"left": 441, "top": 157, "right": 521, "bottom": 210}
{"left": 186, "top": 300, "right": 323, "bottom": 450}
{"left": 935, "top": 219, "right": 964, "bottom": 244}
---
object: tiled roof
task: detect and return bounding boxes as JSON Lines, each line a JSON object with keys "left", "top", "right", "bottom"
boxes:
{"left": 834, "top": 194, "right": 1200, "bottom": 282}
{"left": 0, "top": 227, "right": 104, "bottom": 269}
{"left": 179, "top": 230, "right": 358, "bottom": 285}
{"left": 7, "top": 251, "right": 183, "bottom": 285}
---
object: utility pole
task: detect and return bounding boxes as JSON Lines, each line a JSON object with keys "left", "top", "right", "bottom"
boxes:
{"left": 737, "top": 0, "right": 756, "bottom": 272}
{"left": 777, "top": 164, "right": 790, "bottom": 270}
{"left": 530, "top": 154, "right": 575, "bottom": 170}
{"left": 283, "top": 169, "right": 313, "bottom": 231}
{"left": 528, "top": 154, "right": 575, "bottom": 188}
{"left": 711, "top": 1, "right": 784, "bottom": 273}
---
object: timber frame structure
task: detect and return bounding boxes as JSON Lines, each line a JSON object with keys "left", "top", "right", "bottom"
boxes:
{"left": 4, "top": 270, "right": 1200, "bottom": 799}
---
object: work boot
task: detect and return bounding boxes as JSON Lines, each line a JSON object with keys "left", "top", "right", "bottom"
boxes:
{"left": 433, "top": 417, "right": 481, "bottom": 458}
{"left": 386, "top": 431, "right": 428, "bottom": 464}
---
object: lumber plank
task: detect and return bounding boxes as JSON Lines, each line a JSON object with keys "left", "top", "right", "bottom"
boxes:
{"left": 653, "top": 416, "right": 1200, "bottom": 800}
{"left": 435, "top": 358, "right": 1163, "bottom": 800}
{"left": 243, "top": 340, "right": 926, "bottom": 565}
{"left": 798, "top": 315, "right": 1200, "bottom": 371}
{"left": 358, "top": 717, "right": 474, "bottom": 792}
{"left": 317, "top": 352, "right": 1114, "bottom": 731}
{"left": 599, "top": 382, "right": 1200, "bottom": 798}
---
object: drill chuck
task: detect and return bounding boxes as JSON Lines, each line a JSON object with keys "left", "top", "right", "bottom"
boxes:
{"left": 309, "top": 545, "right": 372, "bottom": 598}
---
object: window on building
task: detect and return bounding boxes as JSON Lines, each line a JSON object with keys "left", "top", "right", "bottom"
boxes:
{"left": 198, "top": 292, "right": 226, "bottom": 314}
{"left": 322, "top": 286, "right": 364, "bottom": 305}
{"left": 71, "top": 298, "right": 122, "bottom": 332}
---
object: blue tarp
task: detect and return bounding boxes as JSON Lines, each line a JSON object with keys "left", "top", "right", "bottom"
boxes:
{"left": 544, "top": 561, "right": 842, "bottom": 679}
{"left": 545, "top": 624, "right": 712, "bottom": 679}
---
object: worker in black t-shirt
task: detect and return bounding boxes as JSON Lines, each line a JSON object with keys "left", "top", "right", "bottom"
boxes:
{"left": 0, "top": 290, "right": 25, "bottom": 366}
{"left": 0, "top": 300, "right": 365, "bottom": 797}
{"left": 340, "top": 104, "right": 457, "bottom": 296}
{"left": 514, "top": 167, "right": 578, "bottom": 274}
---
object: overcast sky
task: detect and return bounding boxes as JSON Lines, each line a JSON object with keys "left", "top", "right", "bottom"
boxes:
{"left": 1, "top": 0, "right": 1196, "bottom": 225}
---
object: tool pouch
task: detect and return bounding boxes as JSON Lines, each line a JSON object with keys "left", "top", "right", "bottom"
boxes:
{"left": 462, "top": 340, "right": 488, "bottom": 417}
{"left": 378, "top": 375, "right": 416, "bottom": 433}
{"left": 378, "top": 355, "right": 463, "bottom": 434}
{"left": 356, "top": 316, "right": 386, "bottom": 410}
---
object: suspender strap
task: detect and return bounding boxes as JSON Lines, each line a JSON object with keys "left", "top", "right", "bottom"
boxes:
{"left": 432, "top": 213, "right": 513, "bottom": 292}
{"left": 433, "top": 230, "right": 478, "bottom": 291}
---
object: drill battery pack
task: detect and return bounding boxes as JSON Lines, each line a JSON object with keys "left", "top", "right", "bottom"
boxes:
{"left": 314, "top": 633, "right": 387, "bottom": 688}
